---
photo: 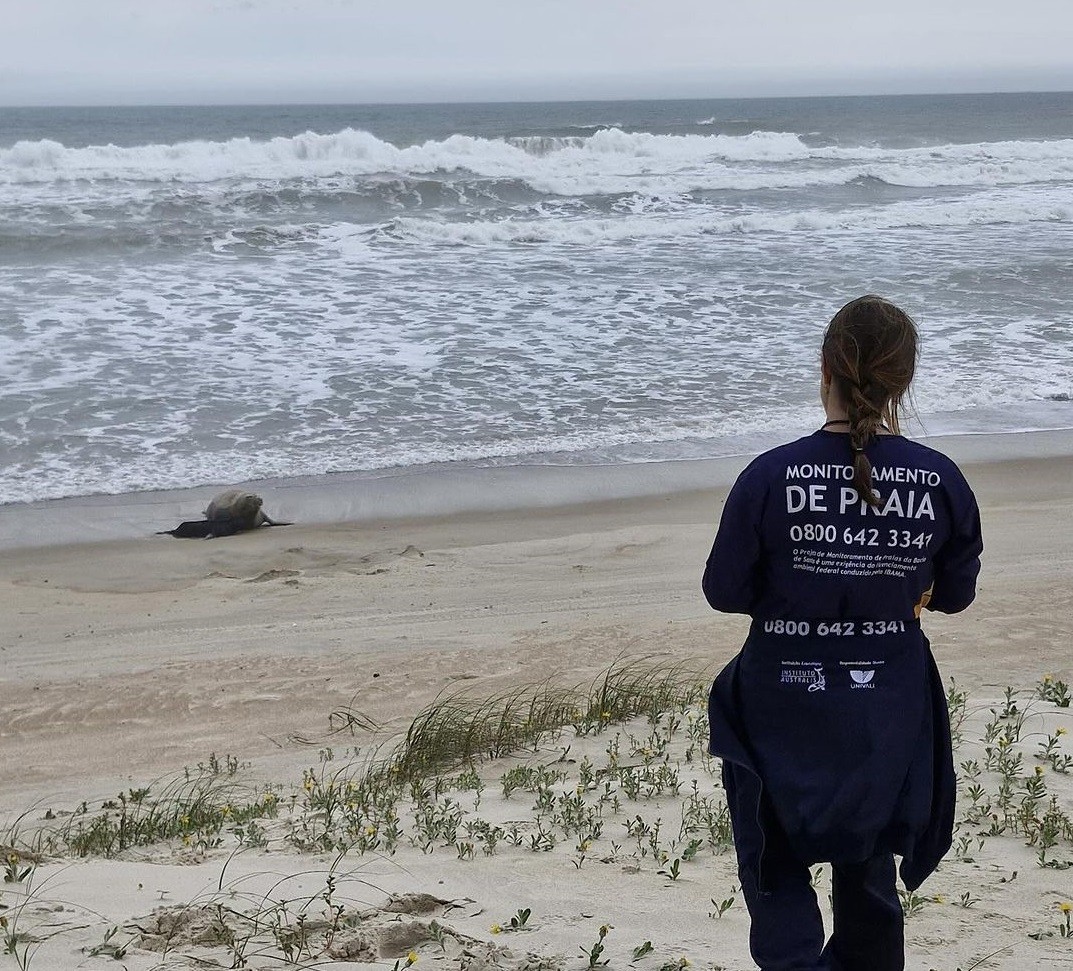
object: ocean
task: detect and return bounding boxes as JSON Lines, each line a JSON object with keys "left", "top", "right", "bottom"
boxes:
{"left": 2, "top": 93, "right": 1072, "bottom": 508}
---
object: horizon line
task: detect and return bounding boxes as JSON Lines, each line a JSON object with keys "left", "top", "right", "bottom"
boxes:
{"left": 4, "top": 86, "right": 1073, "bottom": 111}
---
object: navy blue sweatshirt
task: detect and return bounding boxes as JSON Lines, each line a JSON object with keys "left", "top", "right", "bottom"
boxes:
{"left": 703, "top": 431, "right": 982, "bottom": 892}
{"left": 703, "top": 431, "right": 982, "bottom": 620}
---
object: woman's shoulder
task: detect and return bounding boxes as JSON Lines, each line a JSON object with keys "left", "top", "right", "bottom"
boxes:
{"left": 743, "top": 432, "right": 836, "bottom": 469}
{"left": 732, "top": 433, "right": 830, "bottom": 485}
{"left": 876, "top": 436, "right": 974, "bottom": 484}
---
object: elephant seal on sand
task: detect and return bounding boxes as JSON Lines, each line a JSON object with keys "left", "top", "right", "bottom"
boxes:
{"left": 159, "top": 490, "right": 290, "bottom": 538}
{"left": 205, "top": 489, "right": 274, "bottom": 528}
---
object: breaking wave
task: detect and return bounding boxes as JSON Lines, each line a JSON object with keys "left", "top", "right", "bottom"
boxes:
{"left": 3, "top": 127, "right": 1073, "bottom": 197}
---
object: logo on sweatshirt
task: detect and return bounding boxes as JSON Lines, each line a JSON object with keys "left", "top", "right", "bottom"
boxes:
{"left": 780, "top": 663, "right": 826, "bottom": 691}
{"left": 838, "top": 660, "right": 884, "bottom": 690}
{"left": 849, "top": 668, "right": 876, "bottom": 689}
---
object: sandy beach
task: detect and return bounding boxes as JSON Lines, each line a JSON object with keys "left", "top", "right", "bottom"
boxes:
{"left": 2, "top": 434, "right": 1073, "bottom": 970}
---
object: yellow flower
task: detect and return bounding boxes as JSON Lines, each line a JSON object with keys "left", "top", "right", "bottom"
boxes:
{"left": 365, "top": 825, "right": 377, "bottom": 836}
{"left": 490, "top": 924, "right": 502, "bottom": 934}
{"left": 1035, "top": 765, "right": 1045, "bottom": 776}
{"left": 1057, "top": 727, "right": 1068, "bottom": 736}
{"left": 1044, "top": 674, "right": 1054, "bottom": 682}
{"left": 407, "top": 951, "right": 419, "bottom": 965}
{"left": 600, "top": 711, "right": 612, "bottom": 721}
{"left": 932, "top": 894, "right": 947, "bottom": 904}
{"left": 1060, "top": 901, "right": 1073, "bottom": 914}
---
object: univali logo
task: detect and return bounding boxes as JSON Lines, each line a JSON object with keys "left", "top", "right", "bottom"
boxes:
{"left": 850, "top": 669, "right": 875, "bottom": 685}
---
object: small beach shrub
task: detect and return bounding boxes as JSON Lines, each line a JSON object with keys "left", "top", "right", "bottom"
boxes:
{"left": 899, "top": 889, "right": 927, "bottom": 918}
{"left": 84, "top": 926, "right": 131, "bottom": 960}
{"left": 2, "top": 855, "right": 33, "bottom": 885}
{"left": 631, "top": 940, "right": 654, "bottom": 961}
{"left": 1029, "top": 900, "right": 1073, "bottom": 940}
{"left": 495, "top": 908, "right": 531, "bottom": 933}
{"left": 580, "top": 924, "right": 611, "bottom": 968}
{"left": 1037, "top": 730, "right": 1073, "bottom": 773}
{"left": 679, "top": 782, "right": 733, "bottom": 851}
{"left": 40, "top": 775, "right": 279, "bottom": 859}
{"left": 500, "top": 764, "right": 568, "bottom": 797}
{"left": 1036, "top": 675, "right": 1072, "bottom": 708}
{"left": 946, "top": 680, "right": 969, "bottom": 748}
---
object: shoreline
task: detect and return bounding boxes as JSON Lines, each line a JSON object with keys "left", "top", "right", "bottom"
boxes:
{"left": 4, "top": 426, "right": 1073, "bottom": 553}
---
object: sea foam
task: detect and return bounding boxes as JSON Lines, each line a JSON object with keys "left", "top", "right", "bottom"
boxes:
{"left": 342, "top": 186, "right": 1072, "bottom": 248}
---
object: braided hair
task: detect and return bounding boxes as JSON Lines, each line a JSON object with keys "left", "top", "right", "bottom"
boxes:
{"left": 822, "top": 296, "right": 918, "bottom": 506}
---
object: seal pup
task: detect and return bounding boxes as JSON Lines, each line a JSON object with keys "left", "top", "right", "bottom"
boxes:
{"left": 159, "top": 490, "right": 291, "bottom": 538}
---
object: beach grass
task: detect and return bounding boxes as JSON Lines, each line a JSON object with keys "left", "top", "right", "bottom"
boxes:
{"left": 388, "top": 659, "right": 708, "bottom": 780}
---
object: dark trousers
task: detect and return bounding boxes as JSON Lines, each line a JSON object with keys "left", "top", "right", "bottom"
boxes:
{"left": 739, "top": 822, "right": 904, "bottom": 971}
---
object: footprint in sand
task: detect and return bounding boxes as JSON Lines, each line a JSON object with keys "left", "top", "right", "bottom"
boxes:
{"left": 355, "top": 545, "right": 436, "bottom": 575}
{"left": 245, "top": 568, "right": 301, "bottom": 583}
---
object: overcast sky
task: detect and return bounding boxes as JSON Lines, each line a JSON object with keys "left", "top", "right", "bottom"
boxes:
{"left": 3, "top": 0, "right": 1072, "bottom": 106}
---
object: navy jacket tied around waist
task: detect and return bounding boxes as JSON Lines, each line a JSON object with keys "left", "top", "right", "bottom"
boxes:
{"left": 703, "top": 432, "right": 981, "bottom": 893}
{"left": 708, "top": 627, "right": 955, "bottom": 892}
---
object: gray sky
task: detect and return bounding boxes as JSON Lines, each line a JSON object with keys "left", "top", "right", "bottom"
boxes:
{"left": 3, "top": 0, "right": 1072, "bottom": 106}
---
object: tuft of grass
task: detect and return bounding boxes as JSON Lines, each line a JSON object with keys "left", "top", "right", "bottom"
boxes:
{"left": 377, "top": 660, "right": 709, "bottom": 783}
{"left": 394, "top": 682, "right": 580, "bottom": 779}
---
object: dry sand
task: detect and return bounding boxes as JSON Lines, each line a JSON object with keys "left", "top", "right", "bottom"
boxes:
{"left": 2, "top": 437, "right": 1072, "bottom": 970}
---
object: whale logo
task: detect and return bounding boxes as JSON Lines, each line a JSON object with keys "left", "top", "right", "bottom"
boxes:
{"left": 806, "top": 668, "right": 827, "bottom": 692}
